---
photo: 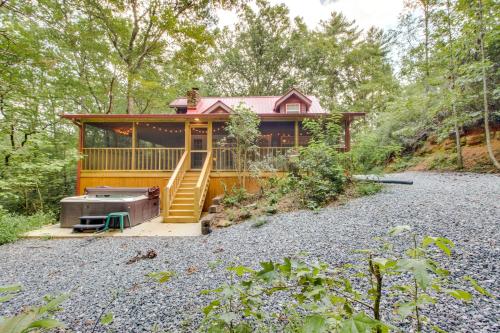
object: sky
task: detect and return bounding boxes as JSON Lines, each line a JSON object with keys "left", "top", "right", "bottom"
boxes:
{"left": 217, "top": 0, "right": 405, "bottom": 32}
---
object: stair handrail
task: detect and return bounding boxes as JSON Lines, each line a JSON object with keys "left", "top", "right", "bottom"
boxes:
{"left": 194, "top": 151, "right": 212, "bottom": 219}
{"left": 164, "top": 150, "right": 189, "bottom": 218}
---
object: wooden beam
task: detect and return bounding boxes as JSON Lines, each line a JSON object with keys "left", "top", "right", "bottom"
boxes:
{"left": 131, "top": 122, "right": 137, "bottom": 170}
{"left": 76, "top": 123, "right": 84, "bottom": 195}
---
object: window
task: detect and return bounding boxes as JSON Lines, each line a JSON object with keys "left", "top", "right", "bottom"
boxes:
{"left": 286, "top": 103, "right": 300, "bottom": 114}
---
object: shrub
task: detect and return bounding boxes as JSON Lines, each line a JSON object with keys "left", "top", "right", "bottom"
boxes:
{"left": 349, "top": 133, "right": 402, "bottom": 174}
{"left": 0, "top": 284, "right": 67, "bottom": 332}
{"left": 199, "top": 226, "right": 491, "bottom": 332}
{"left": 290, "top": 142, "right": 346, "bottom": 209}
{"left": 355, "top": 181, "right": 384, "bottom": 196}
{"left": 221, "top": 185, "right": 248, "bottom": 207}
{"left": 0, "top": 209, "right": 55, "bottom": 245}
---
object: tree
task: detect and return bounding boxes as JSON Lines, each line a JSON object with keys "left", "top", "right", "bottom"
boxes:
{"left": 224, "top": 103, "right": 261, "bottom": 188}
{"left": 204, "top": 0, "right": 300, "bottom": 96}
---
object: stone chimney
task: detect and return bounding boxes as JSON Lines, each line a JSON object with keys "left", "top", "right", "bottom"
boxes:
{"left": 186, "top": 87, "right": 200, "bottom": 113}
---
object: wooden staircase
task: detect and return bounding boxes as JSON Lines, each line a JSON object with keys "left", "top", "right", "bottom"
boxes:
{"left": 164, "top": 171, "right": 200, "bottom": 223}
{"left": 163, "top": 151, "right": 212, "bottom": 223}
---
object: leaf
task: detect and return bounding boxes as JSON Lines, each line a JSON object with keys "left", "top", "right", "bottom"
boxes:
{"left": 432, "top": 325, "right": 448, "bottom": 333}
{"left": 227, "top": 266, "right": 255, "bottom": 277}
{"left": 219, "top": 312, "right": 237, "bottom": 324}
{"left": 203, "top": 300, "right": 221, "bottom": 315}
{"left": 340, "top": 312, "right": 380, "bottom": 333}
{"left": 147, "top": 271, "right": 174, "bottom": 283}
{"left": 388, "top": 225, "right": 411, "bottom": 236}
{"left": 100, "top": 312, "right": 114, "bottom": 325}
{"left": 446, "top": 289, "right": 472, "bottom": 302}
{"left": 0, "top": 295, "right": 15, "bottom": 303}
{"left": 234, "top": 322, "right": 253, "bottom": 333}
{"left": 464, "top": 276, "right": 492, "bottom": 297}
{"left": 396, "top": 259, "right": 432, "bottom": 290}
{"left": 422, "top": 237, "right": 454, "bottom": 256}
{"left": 28, "top": 318, "right": 64, "bottom": 329}
{"left": 396, "top": 302, "right": 415, "bottom": 319}
{"left": 0, "top": 285, "right": 22, "bottom": 294}
{"left": 300, "top": 314, "right": 327, "bottom": 333}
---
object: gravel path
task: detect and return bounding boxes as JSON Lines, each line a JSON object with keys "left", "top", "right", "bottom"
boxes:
{"left": 0, "top": 172, "right": 499, "bottom": 332}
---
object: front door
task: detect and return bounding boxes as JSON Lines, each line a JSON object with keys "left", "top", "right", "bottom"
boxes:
{"left": 190, "top": 125, "right": 207, "bottom": 169}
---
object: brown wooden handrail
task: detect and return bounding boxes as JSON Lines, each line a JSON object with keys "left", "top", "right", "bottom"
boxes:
{"left": 164, "top": 150, "right": 189, "bottom": 218}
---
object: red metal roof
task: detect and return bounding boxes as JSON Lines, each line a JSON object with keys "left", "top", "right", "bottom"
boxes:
{"left": 169, "top": 95, "right": 326, "bottom": 114}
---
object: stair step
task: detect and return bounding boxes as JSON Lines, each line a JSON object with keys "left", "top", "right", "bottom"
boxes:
{"left": 171, "top": 203, "right": 194, "bottom": 210}
{"left": 168, "top": 209, "right": 195, "bottom": 217}
{"left": 179, "top": 186, "right": 195, "bottom": 191}
{"left": 173, "top": 197, "right": 194, "bottom": 202}
{"left": 177, "top": 192, "right": 195, "bottom": 197}
{"left": 163, "top": 216, "right": 198, "bottom": 223}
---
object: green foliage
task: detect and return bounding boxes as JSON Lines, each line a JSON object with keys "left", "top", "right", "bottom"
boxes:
{"left": 349, "top": 133, "right": 402, "bottom": 174}
{"left": 251, "top": 218, "right": 269, "bottom": 228}
{"left": 0, "top": 210, "right": 55, "bottom": 245}
{"left": 0, "top": 285, "right": 67, "bottom": 333}
{"left": 198, "top": 226, "right": 490, "bottom": 332}
{"left": 355, "top": 182, "right": 383, "bottom": 196}
{"left": 147, "top": 271, "right": 175, "bottom": 284}
{"left": 222, "top": 185, "right": 249, "bottom": 208}
{"left": 100, "top": 312, "right": 114, "bottom": 326}
{"left": 288, "top": 118, "right": 347, "bottom": 209}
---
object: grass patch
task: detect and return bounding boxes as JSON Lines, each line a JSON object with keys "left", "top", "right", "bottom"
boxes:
{"left": 0, "top": 211, "right": 55, "bottom": 245}
{"left": 354, "top": 182, "right": 384, "bottom": 196}
{"left": 251, "top": 218, "right": 269, "bottom": 228}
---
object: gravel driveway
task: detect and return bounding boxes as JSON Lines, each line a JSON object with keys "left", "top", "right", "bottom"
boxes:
{"left": 0, "top": 172, "right": 499, "bottom": 332}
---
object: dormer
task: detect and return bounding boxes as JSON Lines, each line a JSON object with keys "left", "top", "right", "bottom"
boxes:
{"left": 274, "top": 88, "right": 312, "bottom": 114}
{"left": 202, "top": 100, "right": 233, "bottom": 114}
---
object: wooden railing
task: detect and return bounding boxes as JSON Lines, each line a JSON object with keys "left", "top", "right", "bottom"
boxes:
{"left": 163, "top": 151, "right": 189, "bottom": 218}
{"left": 82, "top": 148, "right": 184, "bottom": 171}
{"left": 194, "top": 151, "right": 212, "bottom": 219}
{"left": 213, "top": 147, "right": 294, "bottom": 171}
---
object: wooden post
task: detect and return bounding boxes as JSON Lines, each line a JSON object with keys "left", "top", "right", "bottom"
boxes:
{"left": 185, "top": 122, "right": 191, "bottom": 167}
{"left": 207, "top": 121, "right": 213, "bottom": 151}
{"left": 76, "top": 123, "right": 84, "bottom": 195}
{"left": 131, "top": 122, "right": 136, "bottom": 170}
{"left": 344, "top": 117, "right": 351, "bottom": 152}
{"left": 294, "top": 120, "right": 299, "bottom": 148}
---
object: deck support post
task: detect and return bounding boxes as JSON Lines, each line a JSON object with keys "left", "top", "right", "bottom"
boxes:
{"left": 76, "top": 123, "right": 84, "bottom": 195}
{"left": 185, "top": 122, "right": 191, "bottom": 167}
{"left": 131, "top": 122, "right": 136, "bottom": 170}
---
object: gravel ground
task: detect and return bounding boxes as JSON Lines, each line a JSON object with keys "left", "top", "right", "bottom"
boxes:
{"left": 0, "top": 172, "right": 499, "bottom": 332}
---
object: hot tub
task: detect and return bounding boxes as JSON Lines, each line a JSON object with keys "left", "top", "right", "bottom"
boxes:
{"left": 60, "top": 187, "right": 160, "bottom": 228}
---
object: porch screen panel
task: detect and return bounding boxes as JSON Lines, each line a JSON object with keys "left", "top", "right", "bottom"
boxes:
{"left": 212, "top": 122, "right": 235, "bottom": 170}
{"left": 259, "top": 122, "right": 294, "bottom": 147}
{"left": 136, "top": 122, "right": 184, "bottom": 170}
{"left": 83, "top": 123, "right": 132, "bottom": 170}
{"left": 298, "top": 121, "right": 312, "bottom": 146}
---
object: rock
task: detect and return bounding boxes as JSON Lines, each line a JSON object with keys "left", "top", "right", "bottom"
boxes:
{"left": 208, "top": 205, "right": 222, "bottom": 213}
{"left": 212, "top": 195, "right": 224, "bottom": 205}
{"left": 216, "top": 219, "right": 232, "bottom": 228}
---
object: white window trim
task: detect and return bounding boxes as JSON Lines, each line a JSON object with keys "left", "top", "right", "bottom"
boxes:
{"left": 285, "top": 103, "right": 301, "bottom": 114}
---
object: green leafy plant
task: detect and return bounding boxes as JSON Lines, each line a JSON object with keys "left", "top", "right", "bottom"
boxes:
{"left": 0, "top": 285, "right": 68, "bottom": 333}
{"left": 198, "top": 226, "right": 491, "bottom": 332}
{"left": 355, "top": 182, "right": 384, "bottom": 196}
{"left": 222, "top": 185, "right": 249, "bottom": 207}
{"left": 0, "top": 210, "right": 55, "bottom": 245}
{"left": 251, "top": 218, "right": 269, "bottom": 228}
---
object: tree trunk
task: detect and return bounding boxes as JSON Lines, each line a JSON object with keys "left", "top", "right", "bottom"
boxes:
{"left": 126, "top": 71, "right": 134, "bottom": 114}
{"left": 477, "top": 0, "right": 500, "bottom": 169}
{"left": 446, "top": 0, "right": 463, "bottom": 169}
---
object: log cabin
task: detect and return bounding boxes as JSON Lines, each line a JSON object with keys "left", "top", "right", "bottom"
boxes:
{"left": 62, "top": 88, "right": 364, "bottom": 223}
